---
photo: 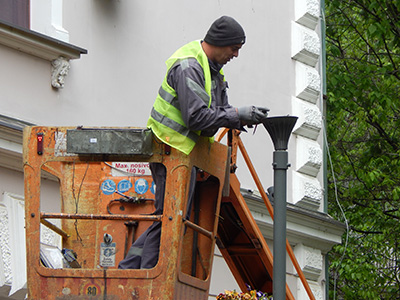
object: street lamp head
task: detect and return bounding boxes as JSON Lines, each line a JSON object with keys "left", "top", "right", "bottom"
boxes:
{"left": 262, "top": 116, "right": 298, "bottom": 151}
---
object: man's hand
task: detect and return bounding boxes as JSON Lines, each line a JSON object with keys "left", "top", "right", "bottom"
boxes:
{"left": 238, "top": 106, "right": 269, "bottom": 125}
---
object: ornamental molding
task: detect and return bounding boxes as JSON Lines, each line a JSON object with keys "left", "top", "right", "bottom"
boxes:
{"left": 295, "top": 62, "right": 321, "bottom": 104}
{"left": 0, "top": 20, "right": 86, "bottom": 62}
{"left": 297, "top": 279, "right": 324, "bottom": 300}
{"left": 243, "top": 192, "right": 345, "bottom": 253}
{"left": 292, "top": 172, "right": 323, "bottom": 210}
{"left": 293, "top": 243, "right": 323, "bottom": 281}
{"left": 0, "top": 204, "right": 11, "bottom": 287}
{"left": 294, "top": 0, "right": 320, "bottom": 30}
{"left": 0, "top": 193, "right": 26, "bottom": 296}
{"left": 291, "top": 21, "right": 320, "bottom": 67}
{"left": 51, "top": 56, "right": 70, "bottom": 89}
{"left": 292, "top": 97, "right": 322, "bottom": 140}
{"left": 296, "top": 136, "right": 322, "bottom": 177}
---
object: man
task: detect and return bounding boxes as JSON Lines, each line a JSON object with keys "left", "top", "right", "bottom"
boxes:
{"left": 119, "top": 16, "right": 268, "bottom": 269}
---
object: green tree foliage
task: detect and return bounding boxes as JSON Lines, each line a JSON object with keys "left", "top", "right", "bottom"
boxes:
{"left": 325, "top": 0, "right": 400, "bottom": 298}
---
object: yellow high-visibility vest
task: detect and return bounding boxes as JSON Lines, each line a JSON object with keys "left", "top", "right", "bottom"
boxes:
{"left": 147, "top": 40, "right": 221, "bottom": 155}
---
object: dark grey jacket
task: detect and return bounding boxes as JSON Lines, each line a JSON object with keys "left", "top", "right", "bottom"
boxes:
{"left": 166, "top": 56, "right": 241, "bottom": 137}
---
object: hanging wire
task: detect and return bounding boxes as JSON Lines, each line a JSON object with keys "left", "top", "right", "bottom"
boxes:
{"left": 324, "top": 127, "right": 350, "bottom": 300}
{"left": 72, "top": 162, "right": 90, "bottom": 244}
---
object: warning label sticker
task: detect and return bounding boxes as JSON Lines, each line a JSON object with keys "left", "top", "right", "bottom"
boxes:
{"left": 111, "top": 162, "right": 151, "bottom": 177}
{"left": 100, "top": 242, "right": 116, "bottom": 267}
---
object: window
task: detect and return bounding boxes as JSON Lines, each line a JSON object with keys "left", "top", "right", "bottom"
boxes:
{"left": 0, "top": 192, "right": 27, "bottom": 295}
{"left": 0, "top": 0, "right": 29, "bottom": 29}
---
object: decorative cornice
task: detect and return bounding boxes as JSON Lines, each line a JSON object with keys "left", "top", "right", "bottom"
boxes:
{"left": 291, "top": 21, "right": 320, "bottom": 67}
{"left": 292, "top": 171, "right": 323, "bottom": 210}
{"left": 0, "top": 115, "right": 32, "bottom": 172}
{"left": 292, "top": 97, "right": 322, "bottom": 140}
{"left": 294, "top": 243, "right": 322, "bottom": 281}
{"left": 296, "top": 136, "right": 322, "bottom": 177}
{"left": 296, "top": 62, "right": 321, "bottom": 104}
{"left": 297, "top": 281, "right": 323, "bottom": 300}
{"left": 0, "top": 20, "right": 87, "bottom": 62}
{"left": 242, "top": 190, "right": 345, "bottom": 253}
{"left": 294, "top": 0, "right": 320, "bottom": 30}
{"left": 51, "top": 56, "right": 70, "bottom": 88}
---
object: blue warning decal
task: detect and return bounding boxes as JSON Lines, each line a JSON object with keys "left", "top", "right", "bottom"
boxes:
{"left": 118, "top": 179, "right": 132, "bottom": 193}
{"left": 101, "top": 179, "right": 116, "bottom": 195}
{"left": 150, "top": 181, "right": 156, "bottom": 195}
{"left": 134, "top": 178, "right": 149, "bottom": 195}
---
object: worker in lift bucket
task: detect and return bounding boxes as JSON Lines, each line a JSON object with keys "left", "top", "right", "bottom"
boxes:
{"left": 118, "top": 16, "right": 269, "bottom": 269}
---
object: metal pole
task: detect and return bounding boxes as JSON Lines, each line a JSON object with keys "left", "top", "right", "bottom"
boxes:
{"left": 273, "top": 150, "right": 289, "bottom": 300}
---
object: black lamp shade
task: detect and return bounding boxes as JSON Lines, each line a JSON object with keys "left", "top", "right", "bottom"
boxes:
{"left": 262, "top": 116, "right": 298, "bottom": 150}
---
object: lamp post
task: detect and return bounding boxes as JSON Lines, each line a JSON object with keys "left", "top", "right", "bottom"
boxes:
{"left": 262, "top": 116, "right": 297, "bottom": 300}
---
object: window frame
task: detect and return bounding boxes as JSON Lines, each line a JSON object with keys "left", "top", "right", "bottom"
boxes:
{"left": 0, "top": 0, "right": 30, "bottom": 29}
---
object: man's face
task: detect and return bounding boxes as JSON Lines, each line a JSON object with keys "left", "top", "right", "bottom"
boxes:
{"left": 213, "top": 44, "right": 243, "bottom": 65}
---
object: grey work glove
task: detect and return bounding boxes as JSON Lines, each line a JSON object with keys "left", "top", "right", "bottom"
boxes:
{"left": 238, "top": 106, "right": 269, "bottom": 125}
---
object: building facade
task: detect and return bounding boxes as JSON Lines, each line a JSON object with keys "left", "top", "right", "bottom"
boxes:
{"left": 0, "top": 0, "right": 344, "bottom": 299}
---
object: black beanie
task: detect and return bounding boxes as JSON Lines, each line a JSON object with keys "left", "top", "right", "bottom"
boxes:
{"left": 204, "top": 16, "right": 246, "bottom": 47}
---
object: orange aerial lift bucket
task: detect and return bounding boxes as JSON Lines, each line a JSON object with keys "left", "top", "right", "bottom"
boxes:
{"left": 24, "top": 126, "right": 315, "bottom": 300}
{"left": 23, "top": 126, "right": 230, "bottom": 300}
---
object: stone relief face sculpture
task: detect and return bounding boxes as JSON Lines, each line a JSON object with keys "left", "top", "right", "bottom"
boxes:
{"left": 51, "top": 56, "right": 70, "bottom": 88}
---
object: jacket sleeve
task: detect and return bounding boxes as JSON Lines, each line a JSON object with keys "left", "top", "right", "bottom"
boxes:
{"left": 167, "top": 58, "right": 241, "bottom": 136}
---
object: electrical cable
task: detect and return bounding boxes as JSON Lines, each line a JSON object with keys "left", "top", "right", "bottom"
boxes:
{"left": 72, "top": 162, "right": 89, "bottom": 244}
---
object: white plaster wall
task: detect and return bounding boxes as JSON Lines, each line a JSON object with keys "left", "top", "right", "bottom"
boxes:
{"left": 0, "top": 168, "right": 60, "bottom": 209}
{"left": 0, "top": 168, "right": 24, "bottom": 197}
{"left": 208, "top": 248, "right": 241, "bottom": 299}
{"left": 0, "top": 45, "right": 54, "bottom": 125}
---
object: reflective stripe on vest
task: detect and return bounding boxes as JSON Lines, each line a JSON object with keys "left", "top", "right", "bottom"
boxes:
{"left": 147, "top": 40, "right": 217, "bottom": 155}
{"left": 150, "top": 108, "right": 199, "bottom": 143}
